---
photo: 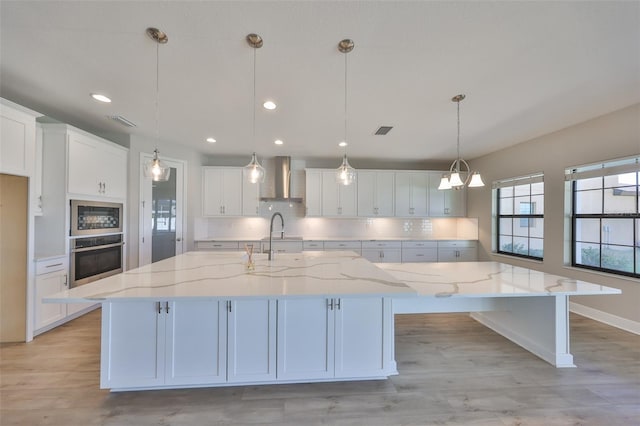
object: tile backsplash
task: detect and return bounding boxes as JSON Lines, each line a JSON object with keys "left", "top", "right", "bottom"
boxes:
{"left": 195, "top": 201, "right": 478, "bottom": 240}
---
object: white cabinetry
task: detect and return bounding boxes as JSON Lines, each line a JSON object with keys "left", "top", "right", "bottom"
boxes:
{"left": 101, "top": 299, "right": 276, "bottom": 390}
{"left": 394, "top": 171, "right": 429, "bottom": 217}
{"left": 428, "top": 172, "right": 466, "bottom": 217}
{"left": 361, "top": 241, "right": 402, "bottom": 263}
{"left": 202, "top": 167, "right": 243, "bottom": 216}
{"left": 357, "top": 171, "right": 394, "bottom": 217}
{"left": 304, "top": 169, "right": 322, "bottom": 216}
{"left": 67, "top": 130, "right": 128, "bottom": 199}
{"left": 0, "top": 98, "right": 38, "bottom": 177}
{"left": 321, "top": 170, "right": 357, "bottom": 217}
{"left": 242, "top": 178, "right": 261, "bottom": 216}
{"left": 34, "top": 256, "right": 68, "bottom": 331}
{"left": 277, "top": 297, "right": 389, "bottom": 381}
{"left": 401, "top": 241, "right": 438, "bottom": 262}
{"left": 303, "top": 241, "right": 324, "bottom": 250}
{"left": 261, "top": 240, "right": 303, "bottom": 254}
{"left": 437, "top": 240, "right": 477, "bottom": 262}
{"left": 323, "top": 240, "right": 362, "bottom": 255}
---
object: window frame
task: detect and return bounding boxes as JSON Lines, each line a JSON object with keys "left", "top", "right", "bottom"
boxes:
{"left": 570, "top": 173, "right": 639, "bottom": 279}
{"left": 494, "top": 173, "right": 545, "bottom": 261}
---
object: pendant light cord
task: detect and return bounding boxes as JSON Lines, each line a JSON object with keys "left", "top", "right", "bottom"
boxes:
{"left": 252, "top": 47, "right": 256, "bottom": 151}
{"left": 344, "top": 49, "right": 348, "bottom": 158}
{"left": 456, "top": 99, "right": 460, "bottom": 168}
{"left": 156, "top": 41, "right": 160, "bottom": 149}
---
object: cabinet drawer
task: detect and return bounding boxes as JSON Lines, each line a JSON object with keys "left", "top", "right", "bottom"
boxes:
{"left": 401, "top": 240, "right": 437, "bottom": 249}
{"left": 402, "top": 248, "right": 438, "bottom": 263}
{"left": 262, "top": 241, "right": 303, "bottom": 253}
{"left": 361, "top": 241, "right": 401, "bottom": 249}
{"left": 438, "top": 240, "right": 477, "bottom": 248}
{"left": 323, "top": 241, "right": 361, "bottom": 250}
{"left": 36, "top": 256, "right": 67, "bottom": 275}
{"left": 195, "top": 241, "right": 239, "bottom": 250}
{"left": 303, "top": 241, "right": 324, "bottom": 250}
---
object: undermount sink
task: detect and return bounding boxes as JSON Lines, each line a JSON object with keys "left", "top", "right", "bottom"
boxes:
{"left": 261, "top": 236, "right": 303, "bottom": 241}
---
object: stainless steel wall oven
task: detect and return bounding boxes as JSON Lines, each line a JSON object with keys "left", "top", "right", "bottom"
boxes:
{"left": 70, "top": 234, "right": 124, "bottom": 287}
{"left": 70, "top": 200, "right": 123, "bottom": 236}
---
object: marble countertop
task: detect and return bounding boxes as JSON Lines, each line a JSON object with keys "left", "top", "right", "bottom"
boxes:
{"left": 45, "top": 251, "right": 416, "bottom": 303}
{"left": 377, "top": 262, "right": 621, "bottom": 297}
{"left": 194, "top": 237, "right": 475, "bottom": 242}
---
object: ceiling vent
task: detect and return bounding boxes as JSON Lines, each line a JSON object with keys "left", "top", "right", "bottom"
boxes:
{"left": 374, "top": 126, "right": 393, "bottom": 135}
{"left": 107, "top": 115, "right": 137, "bottom": 127}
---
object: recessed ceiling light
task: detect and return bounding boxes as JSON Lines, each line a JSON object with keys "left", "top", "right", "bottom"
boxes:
{"left": 91, "top": 93, "right": 111, "bottom": 103}
{"left": 206, "top": 137, "right": 216, "bottom": 143}
{"left": 263, "top": 101, "right": 277, "bottom": 110}
{"left": 338, "top": 141, "right": 347, "bottom": 147}
{"left": 274, "top": 139, "right": 283, "bottom": 145}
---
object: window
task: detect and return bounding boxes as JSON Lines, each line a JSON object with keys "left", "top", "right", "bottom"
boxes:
{"left": 494, "top": 173, "right": 544, "bottom": 260}
{"left": 567, "top": 156, "right": 639, "bottom": 278}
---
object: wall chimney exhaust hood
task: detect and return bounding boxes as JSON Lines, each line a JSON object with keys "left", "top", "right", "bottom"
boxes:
{"left": 260, "top": 156, "right": 303, "bottom": 202}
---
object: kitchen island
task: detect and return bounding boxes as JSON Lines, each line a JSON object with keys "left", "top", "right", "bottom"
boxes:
{"left": 47, "top": 251, "right": 416, "bottom": 391}
{"left": 46, "top": 251, "right": 620, "bottom": 391}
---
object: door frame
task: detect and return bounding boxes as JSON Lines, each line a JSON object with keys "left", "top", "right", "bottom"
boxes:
{"left": 138, "top": 153, "right": 187, "bottom": 266}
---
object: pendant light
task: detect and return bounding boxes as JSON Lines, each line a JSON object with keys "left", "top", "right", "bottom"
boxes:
{"left": 143, "top": 27, "right": 170, "bottom": 182}
{"left": 244, "top": 33, "right": 266, "bottom": 184}
{"left": 438, "top": 94, "right": 484, "bottom": 190}
{"left": 335, "top": 39, "right": 356, "bottom": 186}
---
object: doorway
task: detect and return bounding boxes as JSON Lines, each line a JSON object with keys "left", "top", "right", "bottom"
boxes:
{"left": 139, "top": 154, "right": 186, "bottom": 266}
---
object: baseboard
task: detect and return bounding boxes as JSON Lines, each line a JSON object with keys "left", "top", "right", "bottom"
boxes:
{"left": 569, "top": 302, "right": 640, "bottom": 335}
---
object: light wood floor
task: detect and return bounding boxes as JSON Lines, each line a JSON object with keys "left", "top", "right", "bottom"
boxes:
{"left": 1, "top": 310, "right": 638, "bottom": 425}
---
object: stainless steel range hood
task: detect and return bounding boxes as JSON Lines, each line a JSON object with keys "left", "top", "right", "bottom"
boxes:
{"left": 260, "top": 156, "right": 303, "bottom": 202}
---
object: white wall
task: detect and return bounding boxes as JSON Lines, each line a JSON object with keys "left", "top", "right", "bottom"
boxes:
{"left": 467, "top": 103, "right": 640, "bottom": 326}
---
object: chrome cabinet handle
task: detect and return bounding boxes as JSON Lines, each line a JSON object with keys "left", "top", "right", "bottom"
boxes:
{"left": 165, "top": 302, "right": 170, "bottom": 314}
{"left": 157, "top": 302, "right": 162, "bottom": 314}
{"left": 327, "top": 299, "right": 334, "bottom": 310}
{"left": 335, "top": 299, "right": 341, "bottom": 310}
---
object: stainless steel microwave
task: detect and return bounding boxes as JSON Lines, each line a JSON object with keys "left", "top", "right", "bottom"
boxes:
{"left": 70, "top": 200, "right": 123, "bottom": 236}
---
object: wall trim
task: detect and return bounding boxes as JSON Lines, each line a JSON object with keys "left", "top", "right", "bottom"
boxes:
{"left": 570, "top": 302, "right": 640, "bottom": 335}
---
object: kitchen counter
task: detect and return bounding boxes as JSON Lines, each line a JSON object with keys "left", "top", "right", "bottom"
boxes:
{"left": 45, "top": 251, "right": 416, "bottom": 303}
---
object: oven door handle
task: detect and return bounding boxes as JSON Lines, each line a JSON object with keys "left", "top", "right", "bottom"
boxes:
{"left": 71, "top": 242, "right": 124, "bottom": 253}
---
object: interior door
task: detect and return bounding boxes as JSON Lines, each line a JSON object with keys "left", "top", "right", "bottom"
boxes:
{"left": 139, "top": 154, "right": 186, "bottom": 266}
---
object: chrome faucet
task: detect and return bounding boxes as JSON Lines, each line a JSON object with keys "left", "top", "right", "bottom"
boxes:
{"left": 268, "top": 212, "right": 284, "bottom": 261}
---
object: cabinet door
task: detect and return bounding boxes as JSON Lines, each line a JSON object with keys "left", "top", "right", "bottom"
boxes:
{"left": 375, "top": 172, "right": 395, "bottom": 216}
{"left": 335, "top": 298, "right": 386, "bottom": 378}
{"left": 357, "top": 171, "right": 376, "bottom": 216}
{"left": 277, "top": 298, "right": 335, "bottom": 380}
{"left": 0, "top": 102, "right": 36, "bottom": 177}
{"left": 35, "top": 272, "right": 67, "bottom": 329}
{"left": 338, "top": 180, "right": 357, "bottom": 216}
{"left": 411, "top": 172, "right": 429, "bottom": 216}
{"left": 321, "top": 171, "right": 340, "bottom": 216}
{"left": 222, "top": 168, "right": 243, "bottom": 216}
{"left": 68, "top": 133, "right": 101, "bottom": 196}
{"left": 457, "top": 247, "right": 477, "bottom": 262}
{"left": 228, "top": 299, "right": 276, "bottom": 383}
{"left": 394, "top": 172, "right": 413, "bottom": 216}
{"left": 242, "top": 177, "right": 260, "bottom": 216}
{"left": 202, "top": 168, "right": 223, "bottom": 216}
{"left": 305, "top": 170, "right": 322, "bottom": 216}
{"left": 437, "top": 249, "right": 458, "bottom": 262}
{"left": 428, "top": 172, "right": 466, "bottom": 217}
{"left": 165, "top": 300, "right": 227, "bottom": 385}
{"left": 100, "top": 145, "right": 128, "bottom": 199}
{"left": 361, "top": 249, "right": 382, "bottom": 263}
{"left": 101, "top": 301, "right": 165, "bottom": 389}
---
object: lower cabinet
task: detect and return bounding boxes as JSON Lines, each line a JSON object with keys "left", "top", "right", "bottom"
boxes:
{"left": 101, "top": 297, "right": 391, "bottom": 390}
{"left": 361, "top": 241, "right": 402, "bottom": 263}
{"left": 437, "top": 240, "right": 478, "bottom": 262}
{"left": 35, "top": 257, "right": 68, "bottom": 330}
{"left": 101, "top": 299, "right": 276, "bottom": 389}
{"left": 277, "top": 297, "right": 390, "bottom": 381}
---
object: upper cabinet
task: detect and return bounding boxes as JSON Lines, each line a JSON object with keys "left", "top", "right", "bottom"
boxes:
{"left": 321, "top": 170, "right": 357, "bottom": 217}
{"left": 304, "top": 169, "right": 323, "bottom": 217}
{"left": 67, "top": 130, "right": 128, "bottom": 199}
{"left": 242, "top": 177, "right": 261, "bottom": 217}
{"left": 202, "top": 167, "right": 243, "bottom": 217}
{"left": 427, "top": 172, "right": 466, "bottom": 217}
{"left": 357, "top": 171, "right": 394, "bottom": 217}
{"left": 0, "top": 98, "right": 39, "bottom": 178}
{"left": 394, "top": 171, "right": 429, "bottom": 217}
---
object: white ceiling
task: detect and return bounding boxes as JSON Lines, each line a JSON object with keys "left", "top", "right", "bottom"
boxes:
{"left": 1, "top": 1, "right": 639, "bottom": 164}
